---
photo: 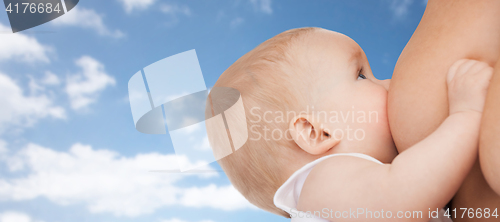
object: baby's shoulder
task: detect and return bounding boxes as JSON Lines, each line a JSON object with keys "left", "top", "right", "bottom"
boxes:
{"left": 308, "top": 154, "right": 381, "bottom": 179}
{"left": 296, "top": 155, "right": 386, "bottom": 210}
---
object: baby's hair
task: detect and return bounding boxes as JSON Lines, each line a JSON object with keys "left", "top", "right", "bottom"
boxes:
{"left": 210, "top": 27, "right": 320, "bottom": 217}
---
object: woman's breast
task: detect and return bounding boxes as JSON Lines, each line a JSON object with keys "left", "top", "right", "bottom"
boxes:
{"left": 387, "top": 1, "right": 500, "bottom": 219}
{"left": 388, "top": 0, "right": 500, "bottom": 152}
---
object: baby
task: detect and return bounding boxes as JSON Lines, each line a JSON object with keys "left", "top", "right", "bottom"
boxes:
{"left": 209, "top": 27, "right": 493, "bottom": 221}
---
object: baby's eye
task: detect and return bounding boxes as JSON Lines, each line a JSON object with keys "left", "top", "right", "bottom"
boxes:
{"left": 357, "top": 73, "right": 367, "bottom": 80}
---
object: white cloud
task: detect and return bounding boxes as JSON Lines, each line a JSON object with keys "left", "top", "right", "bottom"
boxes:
{"left": 0, "top": 211, "right": 43, "bottom": 222}
{"left": 27, "top": 76, "right": 44, "bottom": 95}
{"left": 198, "top": 136, "right": 210, "bottom": 151}
{"left": 0, "top": 23, "right": 51, "bottom": 63}
{"left": 0, "top": 143, "right": 253, "bottom": 217}
{"left": 159, "top": 3, "right": 192, "bottom": 26}
{"left": 180, "top": 184, "right": 255, "bottom": 210}
{"left": 230, "top": 17, "right": 244, "bottom": 28}
{"left": 51, "top": 7, "right": 124, "bottom": 38}
{"left": 0, "top": 140, "right": 7, "bottom": 155}
{"left": 118, "top": 0, "right": 156, "bottom": 13}
{"left": 215, "top": 10, "right": 225, "bottom": 22}
{"left": 160, "top": 3, "right": 191, "bottom": 16}
{"left": 65, "top": 56, "right": 116, "bottom": 110}
{"left": 0, "top": 72, "right": 65, "bottom": 133}
{"left": 389, "top": 0, "right": 413, "bottom": 18}
{"left": 41, "top": 71, "right": 60, "bottom": 86}
{"left": 250, "top": 0, "right": 273, "bottom": 14}
{"left": 161, "top": 219, "right": 214, "bottom": 222}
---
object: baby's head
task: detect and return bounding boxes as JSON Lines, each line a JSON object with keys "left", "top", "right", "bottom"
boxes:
{"left": 210, "top": 27, "right": 397, "bottom": 217}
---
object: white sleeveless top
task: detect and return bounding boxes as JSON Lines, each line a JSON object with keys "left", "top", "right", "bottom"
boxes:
{"left": 273, "top": 153, "right": 453, "bottom": 222}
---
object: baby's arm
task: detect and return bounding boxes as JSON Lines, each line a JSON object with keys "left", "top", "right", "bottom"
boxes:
{"left": 298, "top": 59, "right": 493, "bottom": 221}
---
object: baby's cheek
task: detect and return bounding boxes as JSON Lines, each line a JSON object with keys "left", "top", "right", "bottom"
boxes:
{"left": 354, "top": 92, "right": 390, "bottom": 137}
{"left": 355, "top": 95, "right": 388, "bottom": 125}
{"left": 369, "top": 88, "right": 389, "bottom": 123}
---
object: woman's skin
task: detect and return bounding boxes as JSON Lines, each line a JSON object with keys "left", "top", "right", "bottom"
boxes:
{"left": 480, "top": 60, "right": 500, "bottom": 200}
{"left": 388, "top": 0, "right": 500, "bottom": 221}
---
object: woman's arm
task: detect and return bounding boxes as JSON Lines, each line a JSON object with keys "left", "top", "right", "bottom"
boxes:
{"left": 480, "top": 59, "right": 500, "bottom": 196}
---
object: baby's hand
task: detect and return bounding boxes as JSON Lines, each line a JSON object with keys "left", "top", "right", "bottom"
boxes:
{"left": 447, "top": 59, "right": 493, "bottom": 115}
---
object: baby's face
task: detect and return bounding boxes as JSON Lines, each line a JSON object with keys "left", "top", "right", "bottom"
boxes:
{"left": 293, "top": 30, "right": 397, "bottom": 162}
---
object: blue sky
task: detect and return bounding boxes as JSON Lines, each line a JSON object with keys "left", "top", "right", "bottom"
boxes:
{"left": 0, "top": 1, "right": 426, "bottom": 222}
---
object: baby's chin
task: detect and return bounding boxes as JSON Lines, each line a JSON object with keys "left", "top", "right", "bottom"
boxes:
{"left": 356, "top": 126, "right": 397, "bottom": 162}
{"left": 373, "top": 135, "right": 398, "bottom": 163}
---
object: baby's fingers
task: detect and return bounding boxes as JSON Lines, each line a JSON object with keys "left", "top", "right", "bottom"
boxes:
{"left": 447, "top": 59, "right": 469, "bottom": 84}
{"left": 474, "top": 66, "right": 494, "bottom": 90}
{"left": 467, "top": 61, "right": 490, "bottom": 76}
{"left": 447, "top": 59, "right": 494, "bottom": 114}
{"left": 448, "top": 59, "right": 491, "bottom": 84}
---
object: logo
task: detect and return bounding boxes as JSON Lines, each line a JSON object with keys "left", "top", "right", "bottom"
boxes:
{"left": 127, "top": 50, "right": 248, "bottom": 171}
{"left": 3, "top": 0, "right": 79, "bottom": 33}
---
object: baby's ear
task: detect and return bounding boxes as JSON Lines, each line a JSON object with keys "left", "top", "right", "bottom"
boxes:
{"left": 289, "top": 115, "right": 340, "bottom": 155}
